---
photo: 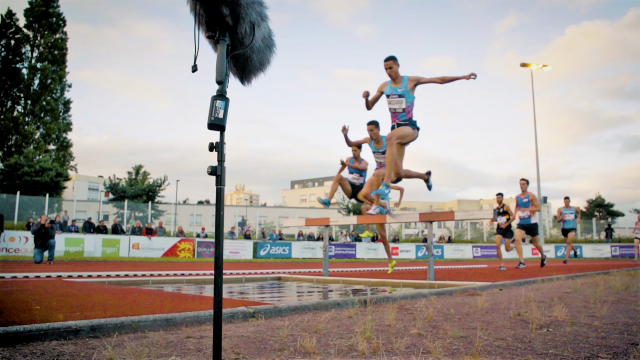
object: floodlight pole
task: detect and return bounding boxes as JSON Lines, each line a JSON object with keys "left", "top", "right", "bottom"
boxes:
{"left": 207, "top": 31, "right": 230, "bottom": 360}
{"left": 528, "top": 69, "right": 545, "bottom": 245}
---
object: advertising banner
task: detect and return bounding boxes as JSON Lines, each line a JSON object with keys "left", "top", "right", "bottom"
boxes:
{"left": 531, "top": 245, "right": 555, "bottom": 259}
{"left": 93, "top": 235, "right": 130, "bottom": 257}
{"left": 196, "top": 240, "right": 215, "bottom": 258}
{"left": 292, "top": 242, "right": 323, "bottom": 259}
{"left": 0, "top": 231, "right": 34, "bottom": 257}
{"left": 582, "top": 244, "right": 610, "bottom": 258}
{"left": 356, "top": 243, "right": 385, "bottom": 259}
{"left": 444, "top": 245, "right": 473, "bottom": 259}
{"left": 611, "top": 244, "right": 634, "bottom": 258}
{"left": 390, "top": 244, "right": 416, "bottom": 259}
{"left": 195, "top": 240, "right": 253, "bottom": 259}
{"left": 129, "top": 237, "right": 195, "bottom": 258}
{"left": 555, "top": 245, "right": 583, "bottom": 258}
{"left": 56, "top": 234, "right": 95, "bottom": 257}
{"left": 328, "top": 243, "right": 356, "bottom": 259}
{"left": 416, "top": 244, "right": 444, "bottom": 259}
{"left": 472, "top": 245, "right": 497, "bottom": 259}
{"left": 257, "top": 241, "right": 292, "bottom": 259}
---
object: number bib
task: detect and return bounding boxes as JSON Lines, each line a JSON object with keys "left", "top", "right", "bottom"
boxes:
{"left": 373, "top": 152, "right": 386, "bottom": 168}
{"left": 497, "top": 216, "right": 507, "bottom": 225}
{"left": 347, "top": 173, "right": 364, "bottom": 185}
{"left": 387, "top": 94, "right": 406, "bottom": 113}
{"left": 563, "top": 213, "right": 575, "bottom": 221}
{"left": 518, "top": 210, "right": 531, "bottom": 219}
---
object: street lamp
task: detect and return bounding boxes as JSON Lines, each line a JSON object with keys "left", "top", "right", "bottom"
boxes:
{"left": 520, "top": 62, "right": 552, "bottom": 244}
{"left": 175, "top": 180, "right": 180, "bottom": 234}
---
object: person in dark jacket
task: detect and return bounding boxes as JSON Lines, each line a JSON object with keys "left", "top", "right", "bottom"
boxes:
{"left": 317, "top": 234, "right": 324, "bottom": 242}
{"left": 143, "top": 223, "right": 155, "bottom": 238}
{"left": 111, "top": 218, "right": 125, "bottom": 235}
{"left": 328, "top": 231, "right": 334, "bottom": 242}
{"left": 392, "top": 235, "right": 400, "bottom": 243}
{"left": 130, "top": 220, "right": 143, "bottom": 236}
{"left": 67, "top": 220, "right": 79, "bottom": 233}
{"left": 278, "top": 229, "right": 285, "bottom": 241}
{"left": 54, "top": 215, "right": 64, "bottom": 234}
{"left": 306, "top": 232, "right": 316, "bottom": 241}
{"left": 371, "top": 232, "right": 379, "bottom": 243}
{"left": 82, "top": 216, "right": 96, "bottom": 234}
{"left": 96, "top": 220, "right": 109, "bottom": 234}
{"left": 25, "top": 217, "right": 34, "bottom": 231}
{"left": 31, "top": 215, "right": 56, "bottom": 264}
{"left": 243, "top": 230, "right": 252, "bottom": 239}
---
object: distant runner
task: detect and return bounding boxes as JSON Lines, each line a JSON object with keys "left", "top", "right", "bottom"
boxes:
{"left": 316, "top": 146, "right": 368, "bottom": 208}
{"left": 489, "top": 192, "right": 516, "bottom": 271}
{"left": 557, "top": 196, "right": 580, "bottom": 264}
{"left": 513, "top": 178, "right": 547, "bottom": 269}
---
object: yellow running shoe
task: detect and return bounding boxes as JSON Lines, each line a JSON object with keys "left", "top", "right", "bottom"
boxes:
{"left": 359, "top": 230, "right": 374, "bottom": 238}
{"left": 388, "top": 260, "right": 397, "bottom": 274}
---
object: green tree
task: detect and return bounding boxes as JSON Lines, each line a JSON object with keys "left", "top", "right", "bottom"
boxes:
{"left": 337, "top": 195, "right": 362, "bottom": 216}
{"left": 582, "top": 193, "right": 625, "bottom": 239}
{"left": 630, "top": 209, "right": 640, "bottom": 215}
{"left": 0, "top": 0, "right": 75, "bottom": 196}
{"left": 197, "top": 199, "right": 211, "bottom": 205}
{"left": 104, "top": 165, "right": 169, "bottom": 226}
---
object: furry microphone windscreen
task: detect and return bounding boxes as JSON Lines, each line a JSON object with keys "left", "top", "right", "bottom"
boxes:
{"left": 188, "top": 0, "right": 276, "bottom": 86}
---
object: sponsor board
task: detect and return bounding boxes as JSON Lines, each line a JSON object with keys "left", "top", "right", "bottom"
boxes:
{"left": 130, "top": 237, "right": 195, "bottom": 258}
{"left": 444, "top": 245, "right": 472, "bottom": 259}
{"left": 64, "top": 238, "right": 85, "bottom": 257}
{"left": 196, "top": 240, "right": 215, "bottom": 258}
{"left": 101, "top": 239, "right": 121, "bottom": 258}
{"left": 472, "top": 245, "right": 497, "bottom": 259}
{"left": 292, "top": 242, "right": 323, "bottom": 259}
{"left": 555, "top": 245, "right": 583, "bottom": 258}
{"left": 390, "top": 244, "right": 416, "bottom": 259}
{"left": 357, "top": 243, "right": 384, "bottom": 259}
{"left": 611, "top": 245, "right": 634, "bottom": 258}
{"left": 582, "top": 244, "right": 610, "bottom": 258}
{"left": 0, "top": 231, "right": 34, "bottom": 256}
{"left": 531, "top": 245, "right": 555, "bottom": 259}
{"left": 329, "top": 243, "right": 356, "bottom": 259}
{"left": 257, "top": 242, "right": 292, "bottom": 259}
{"left": 416, "top": 244, "right": 444, "bottom": 259}
{"left": 224, "top": 240, "right": 253, "bottom": 259}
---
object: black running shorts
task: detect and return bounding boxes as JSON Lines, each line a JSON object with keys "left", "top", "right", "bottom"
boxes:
{"left": 348, "top": 183, "right": 364, "bottom": 203}
{"left": 517, "top": 223, "right": 539, "bottom": 237}
{"left": 561, "top": 228, "right": 576, "bottom": 238}
{"left": 391, "top": 119, "right": 420, "bottom": 146}
{"left": 496, "top": 227, "right": 514, "bottom": 240}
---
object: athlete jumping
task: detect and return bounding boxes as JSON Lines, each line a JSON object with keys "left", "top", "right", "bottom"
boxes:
{"left": 557, "top": 196, "right": 581, "bottom": 264}
{"left": 513, "top": 178, "right": 547, "bottom": 269}
{"left": 363, "top": 55, "right": 476, "bottom": 198}
{"left": 316, "top": 146, "right": 368, "bottom": 208}
{"left": 489, "top": 192, "right": 516, "bottom": 271}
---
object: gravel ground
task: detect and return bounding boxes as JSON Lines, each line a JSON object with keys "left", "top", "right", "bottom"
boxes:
{"left": 1, "top": 271, "right": 638, "bottom": 360}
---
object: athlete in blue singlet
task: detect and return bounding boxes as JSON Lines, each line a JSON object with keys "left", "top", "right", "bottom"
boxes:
{"left": 363, "top": 55, "right": 476, "bottom": 198}
{"left": 557, "top": 196, "right": 581, "bottom": 264}
{"left": 316, "top": 146, "right": 368, "bottom": 208}
{"left": 513, "top": 178, "right": 546, "bottom": 269}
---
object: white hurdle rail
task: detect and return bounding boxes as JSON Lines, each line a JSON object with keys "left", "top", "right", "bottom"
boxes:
{"left": 281, "top": 210, "right": 494, "bottom": 280}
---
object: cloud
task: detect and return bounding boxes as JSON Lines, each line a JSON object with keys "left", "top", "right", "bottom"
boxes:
{"left": 356, "top": 24, "right": 377, "bottom": 37}
{"left": 537, "top": 0, "right": 612, "bottom": 12}
{"left": 308, "top": 0, "right": 370, "bottom": 22}
{"left": 420, "top": 56, "right": 458, "bottom": 73}
{"left": 494, "top": 12, "right": 523, "bottom": 35}
{"left": 332, "top": 68, "right": 378, "bottom": 92}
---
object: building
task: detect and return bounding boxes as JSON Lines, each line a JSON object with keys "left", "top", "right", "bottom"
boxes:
{"left": 225, "top": 184, "right": 260, "bottom": 206}
{"left": 281, "top": 176, "right": 338, "bottom": 208}
{"left": 62, "top": 174, "right": 107, "bottom": 201}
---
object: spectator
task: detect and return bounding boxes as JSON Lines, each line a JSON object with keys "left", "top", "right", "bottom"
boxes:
{"left": 111, "top": 218, "right": 126, "bottom": 235}
{"left": 339, "top": 231, "right": 350, "bottom": 243}
{"left": 371, "top": 232, "right": 379, "bottom": 243}
{"left": 243, "top": 229, "right": 252, "bottom": 239}
{"left": 197, "top": 227, "right": 208, "bottom": 239}
{"left": 225, "top": 227, "right": 237, "bottom": 240}
{"left": 143, "top": 223, "right": 155, "bottom": 238}
{"left": 128, "top": 214, "right": 136, "bottom": 231}
{"left": 307, "top": 232, "right": 316, "bottom": 241}
{"left": 25, "top": 217, "right": 34, "bottom": 231}
{"left": 278, "top": 229, "right": 285, "bottom": 241}
{"left": 155, "top": 221, "right": 167, "bottom": 237}
{"left": 392, "top": 235, "right": 400, "bottom": 243}
{"left": 62, "top": 210, "right": 70, "bottom": 232}
{"left": 268, "top": 229, "right": 278, "bottom": 241}
{"left": 317, "top": 234, "right": 324, "bottom": 242}
{"left": 31, "top": 215, "right": 56, "bottom": 264}
{"left": 432, "top": 234, "right": 436, "bottom": 244}
{"left": 447, "top": 235, "right": 453, "bottom": 243}
{"left": 328, "top": 231, "right": 334, "bottom": 242}
{"left": 238, "top": 216, "right": 247, "bottom": 234}
{"left": 350, "top": 230, "right": 361, "bottom": 243}
{"left": 96, "top": 220, "right": 109, "bottom": 234}
{"left": 296, "top": 230, "right": 305, "bottom": 241}
{"left": 175, "top": 226, "right": 186, "bottom": 237}
{"left": 82, "top": 216, "right": 96, "bottom": 234}
{"left": 130, "top": 220, "right": 143, "bottom": 236}
{"left": 421, "top": 234, "right": 429, "bottom": 244}
{"left": 604, "top": 224, "right": 614, "bottom": 243}
{"left": 67, "top": 220, "right": 79, "bottom": 233}
{"left": 54, "top": 215, "right": 64, "bottom": 234}
{"left": 437, "top": 234, "right": 446, "bottom": 243}
{"left": 258, "top": 227, "right": 267, "bottom": 240}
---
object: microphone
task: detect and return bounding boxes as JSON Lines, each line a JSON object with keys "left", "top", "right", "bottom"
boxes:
{"left": 188, "top": 0, "right": 277, "bottom": 86}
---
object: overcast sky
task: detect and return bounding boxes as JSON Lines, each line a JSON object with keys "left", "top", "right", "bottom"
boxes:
{"left": 5, "top": 0, "right": 640, "bottom": 225}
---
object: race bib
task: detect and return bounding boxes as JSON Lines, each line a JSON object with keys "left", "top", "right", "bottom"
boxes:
{"left": 564, "top": 213, "right": 575, "bottom": 221}
{"left": 518, "top": 210, "right": 531, "bottom": 218}
{"left": 497, "top": 216, "right": 507, "bottom": 225}
{"left": 387, "top": 94, "right": 406, "bottom": 113}
{"left": 373, "top": 152, "right": 386, "bottom": 167}
{"left": 348, "top": 173, "right": 364, "bottom": 185}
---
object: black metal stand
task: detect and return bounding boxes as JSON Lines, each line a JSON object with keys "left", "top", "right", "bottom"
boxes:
{"left": 207, "top": 31, "right": 230, "bottom": 360}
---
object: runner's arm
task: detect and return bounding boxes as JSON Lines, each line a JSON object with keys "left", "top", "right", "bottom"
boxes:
{"left": 342, "top": 126, "right": 370, "bottom": 147}
{"left": 409, "top": 73, "right": 476, "bottom": 88}
{"left": 390, "top": 185, "right": 404, "bottom": 207}
{"left": 528, "top": 194, "right": 541, "bottom": 213}
{"left": 336, "top": 160, "right": 348, "bottom": 174}
{"left": 341, "top": 158, "right": 368, "bottom": 171}
{"left": 575, "top": 207, "right": 581, "bottom": 225}
{"left": 363, "top": 83, "right": 386, "bottom": 111}
{"left": 557, "top": 208, "right": 564, "bottom": 223}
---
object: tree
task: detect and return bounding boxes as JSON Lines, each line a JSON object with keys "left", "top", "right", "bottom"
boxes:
{"left": 0, "top": 0, "right": 75, "bottom": 196}
{"left": 104, "top": 165, "right": 169, "bottom": 226}
{"left": 181, "top": 197, "right": 190, "bottom": 204}
{"left": 630, "top": 209, "right": 640, "bottom": 215}
{"left": 582, "top": 193, "right": 625, "bottom": 239}
{"left": 197, "top": 199, "right": 211, "bottom": 205}
{"left": 337, "top": 195, "right": 362, "bottom": 216}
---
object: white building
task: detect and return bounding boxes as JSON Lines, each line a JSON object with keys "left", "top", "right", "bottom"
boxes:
{"left": 62, "top": 174, "right": 107, "bottom": 201}
{"left": 281, "top": 176, "right": 340, "bottom": 208}
{"left": 225, "top": 184, "right": 260, "bottom": 206}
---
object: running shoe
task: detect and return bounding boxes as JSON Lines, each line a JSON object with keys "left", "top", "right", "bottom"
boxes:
{"left": 359, "top": 230, "right": 374, "bottom": 238}
{"left": 388, "top": 260, "right": 397, "bottom": 274}
{"left": 47, "top": 261, "right": 53, "bottom": 265}
{"left": 573, "top": 249, "right": 578, "bottom": 258}
{"left": 424, "top": 171, "right": 432, "bottom": 191}
{"left": 516, "top": 262, "right": 526, "bottom": 269}
{"left": 367, "top": 205, "right": 381, "bottom": 215}
{"left": 372, "top": 182, "right": 391, "bottom": 197}
{"left": 498, "top": 266, "right": 507, "bottom": 271}
{"left": 634, "top": 258, "right": 637, "bottom": 262}
{"left": 563, "top": 260, "right": 568, "bottom": 265}
{"left": 541, "top": 255, "right": 547, "bottom": 268}
{"left": 317, "top": 197, "right": 331, "bottom": 209}
{"left": 510, "top": 239, "right": 516, "bottom": 245}
{"left": 379, "top": 199, "right": 393, "bottom": 216}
